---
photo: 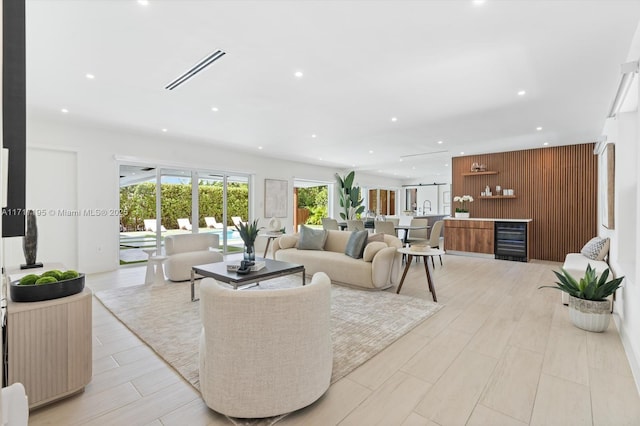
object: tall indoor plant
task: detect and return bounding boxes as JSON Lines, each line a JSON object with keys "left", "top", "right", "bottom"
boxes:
{"left": 539, "top": 265, "right": 624, "bottom": 332}
{"left": 335, "top": 171, "right": 365, "bottom": 220}
{"left": 235, "top": 219, "right": 261, "bottom": 261}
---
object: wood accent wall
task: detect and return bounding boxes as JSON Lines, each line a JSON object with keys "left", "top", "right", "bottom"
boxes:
{"left": 451, "top": 144, "right": 597, "bottom": 262}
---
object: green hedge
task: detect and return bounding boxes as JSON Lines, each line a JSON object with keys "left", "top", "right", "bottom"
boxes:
{"left": 120, "top": 182, "right": 248, "bottom": 231}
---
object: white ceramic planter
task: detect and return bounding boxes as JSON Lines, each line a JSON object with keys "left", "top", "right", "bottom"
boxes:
{"left": 568, "top": 295, "right": 611, "bottom": 332}
{"left": 455, "top": 212, "right": 470, "bottom": 218}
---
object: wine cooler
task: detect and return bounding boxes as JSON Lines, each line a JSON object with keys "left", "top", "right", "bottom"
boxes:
{"left": 494, "top": 221, "right": 528, "bottom": 262}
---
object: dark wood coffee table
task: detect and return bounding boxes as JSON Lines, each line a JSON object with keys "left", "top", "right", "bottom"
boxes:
{"left": 190, "top": 258, "right": 305, "bottom": 301}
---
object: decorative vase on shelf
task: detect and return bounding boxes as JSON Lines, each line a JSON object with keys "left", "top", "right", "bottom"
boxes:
{"left": 455, "top": 212, "right": 470, "bottom": 218}
{"left": 243, "top": 244, "right": 256, "bottom": 261}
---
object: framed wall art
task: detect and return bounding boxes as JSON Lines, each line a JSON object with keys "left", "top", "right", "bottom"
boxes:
{"left": 600, "top": 144, "right": 615, "bottom": 229}
{"left": 264, "top": 179, "right": 288, "bottom": 218}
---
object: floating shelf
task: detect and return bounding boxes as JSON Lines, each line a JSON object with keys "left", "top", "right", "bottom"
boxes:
{"left": 479, "top": 195, "right": 517, "bottom": 199}
{"left": 462, "top": 171, "right": 498, "bottom": 176}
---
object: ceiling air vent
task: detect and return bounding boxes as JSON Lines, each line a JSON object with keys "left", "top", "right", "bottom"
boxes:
{"left": 165, "top": 49, "right": 226, "bottom": 90}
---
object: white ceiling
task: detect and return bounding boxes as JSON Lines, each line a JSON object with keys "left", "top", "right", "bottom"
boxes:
{"left": 25, "top": 0, "right": 640, "bottom": 182}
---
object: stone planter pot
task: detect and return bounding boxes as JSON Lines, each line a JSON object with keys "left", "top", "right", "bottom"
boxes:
{"left": 455, "top": 212, "right": 470, "bottom": 218}
{"left": 568, "top": 295, "right": 611, "bottom": 332}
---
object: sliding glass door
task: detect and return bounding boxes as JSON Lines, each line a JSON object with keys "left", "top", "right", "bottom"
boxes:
{"left": 118, "top": 163, "right": 250, "bottom": 265}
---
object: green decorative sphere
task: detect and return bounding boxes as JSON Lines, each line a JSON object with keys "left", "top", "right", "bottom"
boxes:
{"left": 61, "top": 270, "right": 80, "bottom": 280}
{"left": 35, "top": 276, "right": 58, "bottom": 285}
{"left": 41, "top": 270, "right": 64, "bottom": 280}
{"left": 19, "top": 274, "right": 40, "bottom": 285}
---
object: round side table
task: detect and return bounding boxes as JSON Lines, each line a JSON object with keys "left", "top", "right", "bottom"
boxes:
{"left": 148, "top": 255, "right": 168, "bottom": 285}
{"left": 396, "top": 247, "right": 445, "bottom": 302}
{"left": 143, "top": 249, "right": 157, "bottom": 285}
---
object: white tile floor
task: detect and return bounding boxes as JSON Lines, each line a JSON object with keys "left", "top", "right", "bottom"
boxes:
{"left": 28, "top": 255, "right": 640, "bottom": 425}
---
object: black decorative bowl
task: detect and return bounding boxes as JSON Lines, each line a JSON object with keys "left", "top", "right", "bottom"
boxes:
{"left": 10, "top": 274, "right": 85, "bottom": 302}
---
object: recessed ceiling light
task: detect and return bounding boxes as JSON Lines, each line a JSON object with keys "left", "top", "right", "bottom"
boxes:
{"left": 536, "top": 126, "right": 542, "bottom": 131}
{"left": 460, "top": 151, "right": 465, "bottom": 155}
{"left": 319, "top": 157, "right": 323, "bottom": 161}
{"left": 437, "top": 140, "right": 443, "bottom": 144}
{"left": 86, "top": 73, "right": 95, "bottom": 80}
{"left": 351, "top": 164, "right": 356, "bottom": 167}
{"left": 369, "top": 150, "right": 374, "bottom": 154}
{"left": 391, "top": 117, "right": 398, "bottom": 122}
{"left": 137, "top": 0, "right": 149, "bottom": 5}
{"left": 472, "top": 0, "right": 486, "bottom": 5}
{"left": 517, "top": 90, "right": 526, "bottom": 96}
{"left": 399, "top": 158, "right": 403, "bottom": 162}
{"left": 543, "top": 142, "right": 549, "bottom": 146}
{"left": 211, "top": 107, "right": 219, "bottom": 112}
{"left": 294, "top": 71, "right": 303, "bottom": 78}
{"left": 61, "top": 108, "right": 69, "bottom": 113}
{"left": 311, "top": 134, "right": 317, "bottom": 138}
{"left": 258, "top": 146, "right": 263, "bottom": 150}
{"left": 161, "top": 128, "right": 168, "bottom": 132}
{"left": 444, "top": 163, "right": 449, "bottom": 167}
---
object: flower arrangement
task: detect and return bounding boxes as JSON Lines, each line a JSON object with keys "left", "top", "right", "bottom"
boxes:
{"left": 453, "top": 195, "right": 474, "bottom": 213}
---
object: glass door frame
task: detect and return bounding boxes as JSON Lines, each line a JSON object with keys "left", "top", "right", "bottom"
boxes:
{"left": 118, "top": 160, "right": 252, "bottom": 263}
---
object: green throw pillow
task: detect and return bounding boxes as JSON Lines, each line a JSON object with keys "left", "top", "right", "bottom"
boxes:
{"left": 345, "top": 230, "right": 369, "bottom": 259}
{"left": 298, "top": 225, "right": 328, "bottom": 250}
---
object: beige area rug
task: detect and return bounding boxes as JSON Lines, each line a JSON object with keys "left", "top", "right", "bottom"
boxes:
{"left": 95, "top": 277, "right": 442, "bottom": 423}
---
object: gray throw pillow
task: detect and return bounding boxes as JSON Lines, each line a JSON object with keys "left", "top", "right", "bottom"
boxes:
{"left": 345, "top": 230, "right": 369, "bottom": 259}
{"left": 298, "top": 225, "right": 328, "bottom": 250}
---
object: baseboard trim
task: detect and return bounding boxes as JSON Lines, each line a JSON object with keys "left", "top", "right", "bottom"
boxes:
{"left": 613, "top": 313, "right": 640, "bottom": 396}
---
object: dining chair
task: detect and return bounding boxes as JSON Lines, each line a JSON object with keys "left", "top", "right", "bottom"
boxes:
{"left": 374, "top": 220, "right": 395, "bottom": 236}
{"left": 428, "top": 220, "right": 444, "bottom": 267}
{"left": 407, "top": 219, "right": 429, "bottom": 243}
{"left": 321, "top": 218, "right": 339, "bottom": 231}
{"left": 346, "top": 220, "right": 365, "bottom": 231}
{"left": 386, "top": 217, "right": 400, "bottom": 227}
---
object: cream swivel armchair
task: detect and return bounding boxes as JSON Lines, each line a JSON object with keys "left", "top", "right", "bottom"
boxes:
{"left": 199, "top": 272, "right": 333, "bottom": 418}
{"left": 164, "top": 233, "right": 223, "bottom": 281}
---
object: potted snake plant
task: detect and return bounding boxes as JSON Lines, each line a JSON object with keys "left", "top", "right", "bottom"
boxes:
{"left": 235, "top": 219, "right": 261, "bottom": 261}
{"left": 539, "top": 265, "right": 623, "bottom": 332}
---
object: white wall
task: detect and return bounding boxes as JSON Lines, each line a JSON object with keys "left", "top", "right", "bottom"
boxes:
{"left": 601, "top": 88, "right": 640, "bottom": 391}
{"left": 10, "top": 112, "right": 401, "bottom": 273}
{"left": 4, "top": 147, "right": 79, "bottom": 269}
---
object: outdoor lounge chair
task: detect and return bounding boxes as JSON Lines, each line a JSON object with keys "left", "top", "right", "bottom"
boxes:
{"left": 177, "top": 218, "right": 193, "bottom": 231}
{"left": 204, "top": 217, "right": 224, "bottom": 229}
{"left": 232, "top": 216, "right": 245, "bottom": 227}
{"left": 143, "top": 219, "right": 167, "bottom": 233}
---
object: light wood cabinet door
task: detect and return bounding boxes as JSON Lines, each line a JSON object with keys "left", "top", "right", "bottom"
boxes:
{"left": 444, "top": 220, "right": 494, "bottom": 254}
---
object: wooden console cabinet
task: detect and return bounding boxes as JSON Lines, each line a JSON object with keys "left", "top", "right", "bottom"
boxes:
{"left": 6, "top": 288, "right": 92, "bottom": 409}
{"left": 444, "top": 219, "right": 495, "bottom": 254}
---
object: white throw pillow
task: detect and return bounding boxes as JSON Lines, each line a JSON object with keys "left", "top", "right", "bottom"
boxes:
{"left": 580, "top": 237, "right": 609, "bottom": 261}
{"left": 363, "top": 242, "right": 388, "bottom": 262}
{"left": 277, "top": 235, "right": 298, "bottom": 249}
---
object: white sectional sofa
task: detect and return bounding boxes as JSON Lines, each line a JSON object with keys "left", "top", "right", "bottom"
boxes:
{"left": 272, "top": 229, "right": 403, "bottom": 290}
{"left": 561, "top": 237, "right": 610, "bottom": 304}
